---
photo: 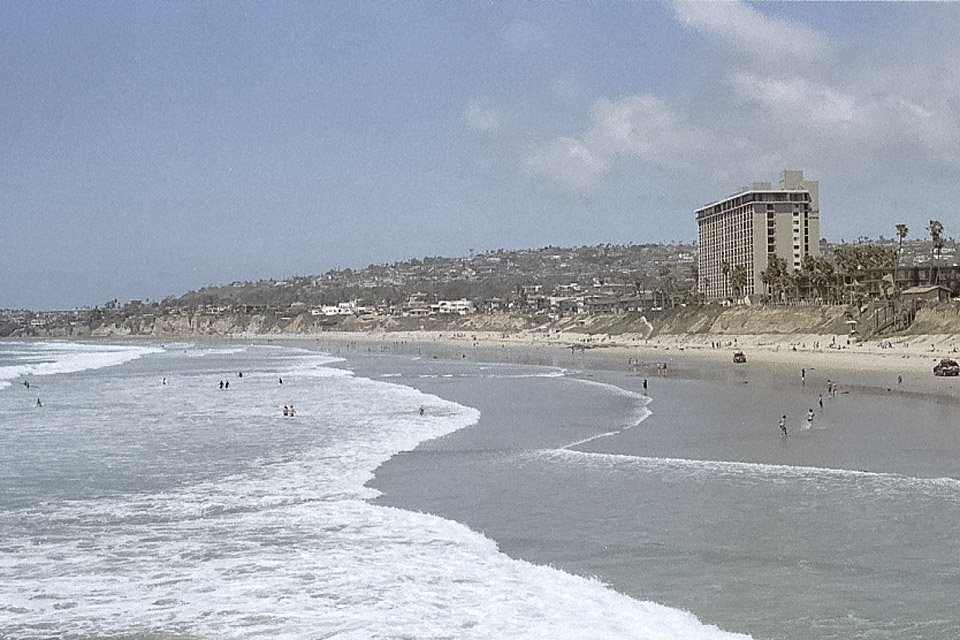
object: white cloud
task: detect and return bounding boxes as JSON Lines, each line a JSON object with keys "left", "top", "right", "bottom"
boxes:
{"left": 730, "top": 72, "right": 858, "bottom": 128}
{"left": 488, "top": 2, "right": 960, "bottom": 205}
{"left": 672, "top": 0, "right": 831, "bottom": 68}
{"left": 585, "top": 96, "right": 702, "bottom": 166}
{"left": 523, "top": 137, "right": 608, "bottom": 189}
{"left": 464, "top": 103, "right": 501, "bottom": 132}
{"left": 524, "top": 95, "right": 728, "bottom": 188}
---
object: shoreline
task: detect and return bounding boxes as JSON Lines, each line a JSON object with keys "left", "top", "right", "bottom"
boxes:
{"left": 7, "top": 329, "right": 960, "bottom": 402}
{"left": 256, "top": 330, "right": 960, "bottom": 405}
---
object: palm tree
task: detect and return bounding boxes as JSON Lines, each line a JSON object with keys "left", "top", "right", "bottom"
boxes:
{"left": 895, "top": 223, "right": 908, "bottom": 267}
{"left": 720, "top": 260, "right": 731, "bottom": 300}
{"left": 761, "top": 254, "right": 789, "bottom": 302}
{"left": 929, "top": 220, "right": 945, "bottom": 284}
{"left": 730, "top": 265, "right": 749, "bottom": 301}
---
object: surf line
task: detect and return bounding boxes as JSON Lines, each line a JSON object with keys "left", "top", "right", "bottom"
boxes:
{"left": 558, "top": 376, "right": 653, "bottom": 451}
{"left": 563, "top": 431, "right": 623, "bottom": 450}
{"left": 538, "top": 449, "right": 960, "bottom": 496}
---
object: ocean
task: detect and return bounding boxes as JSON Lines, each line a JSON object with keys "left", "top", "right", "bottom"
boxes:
{"left": 1, "top": 340, "right": 958, "bottom": 639}
{"left": 1, "top": 340, "right": 742, "bottom": 639}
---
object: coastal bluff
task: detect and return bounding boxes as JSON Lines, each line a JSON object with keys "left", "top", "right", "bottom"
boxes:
{"left": 12, "top": 302, "right": 960, "bottom": 340}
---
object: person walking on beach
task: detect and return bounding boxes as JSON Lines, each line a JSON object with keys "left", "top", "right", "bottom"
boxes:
{"left": 283, "top": 405, "right": 289, "bottom": 417}
{"left": 36, "top": 398, "right": 42, "bottom": 407}
{"left": 801, "top": 368, "right": 806, "bottom": 385}
{"left": 779, "top": 415, "right": 787, "bottom": 437}
{"left": 818, "top": 394, "right": 823, "bottom": 410}
{"left": 643, "top": 378, "right": 648, "bottom": 393}
{"left": 807, "top": 408, "right": 815, "bottom": 429}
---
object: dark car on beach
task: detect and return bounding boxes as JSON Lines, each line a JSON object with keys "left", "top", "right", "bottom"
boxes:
{"left": 733, "top": 351, "right": 747, "bottom": 364}
{"left": 934, "top": 359, "right": 960, "bottom": 376}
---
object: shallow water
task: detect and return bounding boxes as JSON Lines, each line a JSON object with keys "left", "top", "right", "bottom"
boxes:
{"left": 1, "top": 340, "right": 747, "bottom": 639}
{"left": 364, "top": 355, "right": 960, "bottom": 640}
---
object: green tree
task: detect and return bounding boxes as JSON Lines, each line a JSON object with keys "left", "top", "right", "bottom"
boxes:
{"left": 799, "top": 256, "right": 836, "bottom": 303}
{"left": 720, "top": 261, "right": 731, "bottom": 299}
{"left": 895, "top": 223, "right": 909, "bottom": 266}
{"left": 730, "top": 264, "right": 749, "bottom": 301}
{"left": 761, "top": 254, "right": 791, "bottom": 302}
{"left": 928, "top": 220, "right": 945, "bottom": 283}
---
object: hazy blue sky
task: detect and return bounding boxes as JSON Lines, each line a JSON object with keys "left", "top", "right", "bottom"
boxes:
{"left": 3, "top": 2, "right": 960, "bottom": 309}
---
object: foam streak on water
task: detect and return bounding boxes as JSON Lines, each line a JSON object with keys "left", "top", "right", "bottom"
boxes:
{"left": 0, "top": 341, "right": 749, "bottom": 640}
{"left": 0, "top": 340, "right": 163, "bottom": 390}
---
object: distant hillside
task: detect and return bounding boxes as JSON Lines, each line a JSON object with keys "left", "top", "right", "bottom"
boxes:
{"left": 4, "top": 239, "right": 960, "bottom": 340}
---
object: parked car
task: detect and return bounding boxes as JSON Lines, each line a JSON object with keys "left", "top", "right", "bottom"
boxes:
{"left": 733, "top": 351, "right": 747, "bottom": 364}
{"left": 933, "top": 359, "right": 960, "bottom": 376}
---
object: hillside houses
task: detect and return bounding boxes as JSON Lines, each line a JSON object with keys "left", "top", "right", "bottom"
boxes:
{"left": 7, "top": 237, "right": 959, "bottom": 338}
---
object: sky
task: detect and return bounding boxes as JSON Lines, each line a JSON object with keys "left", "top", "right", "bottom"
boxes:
{"left": 3, "top": 2, "right": 960, "bottom": 310}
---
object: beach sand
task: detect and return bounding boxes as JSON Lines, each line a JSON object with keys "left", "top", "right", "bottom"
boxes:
{"left": 280, "top": 328, "right": 960, "bottom": 403}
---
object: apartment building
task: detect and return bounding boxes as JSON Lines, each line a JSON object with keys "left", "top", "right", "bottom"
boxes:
{"left": 696, "top": 170, "right": 820, "bottom": 300}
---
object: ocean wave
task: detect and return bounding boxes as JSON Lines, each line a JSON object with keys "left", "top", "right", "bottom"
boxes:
{"left": 0, "top": 341, "right": 163, "bottom": 385}
{"left": 0, "top": 345, "right": 751, "bottom": 640}
{"left": 539, "top": 448, "right": 960, "bottom": 502}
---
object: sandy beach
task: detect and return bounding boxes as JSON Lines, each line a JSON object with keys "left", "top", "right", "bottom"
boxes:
{"left": 268, "top": 329, "right": 960, "bottom": 404}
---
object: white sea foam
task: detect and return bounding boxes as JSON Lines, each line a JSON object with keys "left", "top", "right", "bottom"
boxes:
{"left": 0, "top": 342, "right": 752, "bottom": 640}
{"left": 539, "top": 448, "right": 960, "bottom": 503}
{"left": 0, "top": 340, "right": 162, "bottom": 389}
{"left": 558, "top": 377, "right": 652, "bottom": 450}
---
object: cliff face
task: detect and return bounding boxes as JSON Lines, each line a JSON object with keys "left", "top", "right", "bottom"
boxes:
{"left": 557, "top": 305, "right": 854, "bottom": 337}
{"left": 86, "top": 312, "right": 321, "bottom": 337}
{"left": 15, "top": 310, "right": 537, "bottom": 339}
{"left": 904, "top": 303, "right": 960, "bottom": 335}
{"left": 16, "top": 304, "right": 959, "bottom": 340}
{"left": 703, "top": 305, "right": 853, "bottom": 335}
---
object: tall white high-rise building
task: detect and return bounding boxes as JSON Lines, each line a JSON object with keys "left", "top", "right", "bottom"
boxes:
{"left": 696, "top": 170, "right": 820, "bottom": 300}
